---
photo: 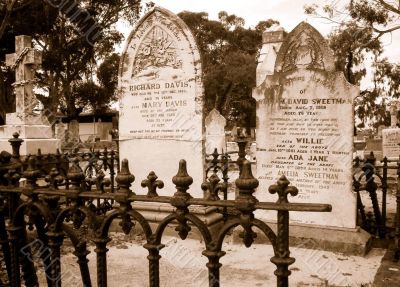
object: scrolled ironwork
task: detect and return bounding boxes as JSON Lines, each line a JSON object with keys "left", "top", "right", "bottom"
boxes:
{"left": 0, "top": 138, "right": 332, "bottom": 287}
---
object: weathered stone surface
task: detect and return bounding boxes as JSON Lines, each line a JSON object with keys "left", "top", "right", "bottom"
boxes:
{"left": 0, "top": 35, "right": 59, "bottom": 154}
{"left": 5, "top": 35, "right": 44, "bottom": 125}
{"left": 68, "top": 120, "right": 80, "bottom": 144}
{"left": 382, "top": 102, "right": 400, "bottom": 159}
{"left": 118, "top": 7, "right": 204, "bottom": 195}
{"left": 382, "top": 128, "right": 400, "bottom": 159}
{"left": 253, "top": 22, "right": 358, "bottom": 228}
{"left": 205, "top": 108, "right": 226, "bottom": 154}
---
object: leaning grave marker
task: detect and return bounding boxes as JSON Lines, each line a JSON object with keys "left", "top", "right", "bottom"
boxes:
{"left": 253, "top": 22, "right": 358, "bottom": 229}
{"left": 118, "top": 7, "right": 204, "bottom": 195}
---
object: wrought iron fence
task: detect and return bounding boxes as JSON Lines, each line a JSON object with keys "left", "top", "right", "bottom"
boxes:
{"left": 0, "top": 134, "right": 332, "bottom": 287}
{"left": 353, "top": 152, "right": 400, "bottom": 260}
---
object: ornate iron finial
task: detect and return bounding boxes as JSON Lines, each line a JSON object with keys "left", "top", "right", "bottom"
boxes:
{"left": 201, "top": 174, "right": 226, "bottom": 201}
{"left": 67, "top": 158, "right": 85, "bottom": 194}
{"left": 9, "top": 132, "right": 23, "bottom": 159}
{"left": 171, "top": 160, "right": 193, "bottom": 239}
{"left": 269, "top": 175, "right": 298, "bottom": 203}
{"left": 172, "top": 159, "right": 193, "bottom": 196}
{"left": 115, "top": 159, "right": 135, "bottom": 197}
{"left": 0, "top": 151, "right": 12, "bottom": 163}
{"left": 4, "top": 168, "right": 20, "bottom": 186}
{"left": 141, "top": 171, "right": 164, "bottom": 197}
{"left": 45, "top": 167, "right": 63, "bottom": 189}
{"left": 366, "top": 151, "right": 376, "bottom": 165}
{"left": 23, "top": 156, "right": 40, "bottom": 189}
{"left": 235, "top": 160, "right": 258, "bottom": 198}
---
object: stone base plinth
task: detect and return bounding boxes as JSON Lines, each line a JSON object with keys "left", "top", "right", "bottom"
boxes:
{"left": 3, "top": 124, "right": 53, "bottom": 139}
{"left": 0, "top": 138, "right": 60, "bottom": 155}
{"left": 232, "top": 222, "right": 372, "bottom": 256}
{"left": 110, "top": 202, "right": 224, "bottom": 239}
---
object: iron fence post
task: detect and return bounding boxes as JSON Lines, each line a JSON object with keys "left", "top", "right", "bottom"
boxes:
{"left": 382, "top": 157, "right": 388, "bottom": 228}
{"left": 364, "top": 152, "right": 385, "bottom": 238}
{"left": 395, "top": 161, "right": 400, "bottom": 260}
{"left": 269, "top": 176, "right": 298, "bottom": 287}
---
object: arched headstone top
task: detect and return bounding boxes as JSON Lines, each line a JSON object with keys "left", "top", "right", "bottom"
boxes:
{"left": 274, "top": 22, "right": 335, "bottom": 73}
{"left": 119, "top": 6, "right": 201, "bottom": 83}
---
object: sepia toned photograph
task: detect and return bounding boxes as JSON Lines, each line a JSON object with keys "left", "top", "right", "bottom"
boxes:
{"left": 0, "top": 0, "right": 399, "bottom": 286}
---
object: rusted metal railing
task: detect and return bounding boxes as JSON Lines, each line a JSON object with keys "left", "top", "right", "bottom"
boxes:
{"left": 0, "top": 134, "right": 331, "bottom": 287}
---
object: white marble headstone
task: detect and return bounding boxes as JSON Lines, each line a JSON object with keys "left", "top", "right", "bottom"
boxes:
{"left": 118, "top": 7, "right": 204, "bottom": 195}
{"left": 253, "top": 22, "right": 358, "bottom": 228}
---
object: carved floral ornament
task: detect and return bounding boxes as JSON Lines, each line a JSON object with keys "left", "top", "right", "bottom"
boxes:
{"left": 130, "top": 10, "right": 185, "bottom": 80}
{"left": 132, "top": 25, "right": 182, "bottom": 79}
{"left": 274, "top": 22, "right": 335, "bottom": 73}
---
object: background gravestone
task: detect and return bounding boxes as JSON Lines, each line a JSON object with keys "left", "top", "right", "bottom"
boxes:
{"left": 253, "top": 22, "right": 358, "bottom": 229}
{"left": 382, "top": 101, "right": 400, "bottom": 159}
{"left": 205, "top": 109, "right": 226, "bottom": 154}
{"left": 118, "top": 7, "right": 204, "bottom": 195}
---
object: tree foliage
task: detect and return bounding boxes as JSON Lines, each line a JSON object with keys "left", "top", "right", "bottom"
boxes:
{"left": 71, "top": 53, "right": 120, "bottom": 115}
{"left": 178, "top": 11, "right": 278, "bottom": 129}
{"left": 0, "top": 0, "right": 145, "bottom": 122}
{"left": 305, "top": 0, "right": 400, "bottom": 129}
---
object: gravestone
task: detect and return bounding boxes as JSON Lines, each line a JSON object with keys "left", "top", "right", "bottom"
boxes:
{"left": 118, "top": 7, "right": 204, "bottom": 195}
{"left": 377, "top": 125, "right": 385, "bottom": 138}
{"left": 0, "top": 35, "right": 59, "bottom": 154}
{"left": 55, "top": 122, "right": 67, "bottom": 141}
{"left": 68, "top": 120, "right": 80, "bottom": 145}
{"left": 382, "top": 101, "right": 400, "bottom": 159}
{"left": 253, "top": 22, "right": 358, "bottom": 228}
{"left": 205, "top": 109, "right": 226, "bottom": 154}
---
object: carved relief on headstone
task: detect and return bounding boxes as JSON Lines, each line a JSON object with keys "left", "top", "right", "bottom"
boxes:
{"left": 132, "top": 26, "right": 183, "bottom": 79}
{"left": 253, "top": 22, "right": 358, "bottom": 228}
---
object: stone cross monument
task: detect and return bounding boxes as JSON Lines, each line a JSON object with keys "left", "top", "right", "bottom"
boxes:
{"left": 0, "top": 35, "right": 59, "bottom": 155}
{"left": 5, "top": 35, "right": 42, "bottom": 124}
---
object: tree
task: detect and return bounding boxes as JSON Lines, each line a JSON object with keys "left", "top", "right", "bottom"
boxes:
{"left": 0, "top": 0, "right": 145, "bottom": 123}
{"left": 305, "top": 0, "right": 400, "bottom": 129}
{"left": 72, "top": 53, "right": 120, "bottom": 114}
{"left": 178, "top": 11, "right": 278, "bottom": 129}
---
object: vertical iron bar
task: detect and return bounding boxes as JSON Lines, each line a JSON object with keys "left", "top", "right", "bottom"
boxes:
{"left": 203, "top": 250, "right": 224, "bottom": 287}
{"left": 0, "top": 199, "right": 12, "bottom": 283}
{"left": 74, "top": 243, "right": 92, "bottom": 287}
{"left": 94, "top": 238, "right": 109, "bottom": 287}
{"left": 7, "top": 225, "right": 21, "bottom": 287}
{"left": 146, "top": 246, "right": 161, "bottom": 287}
{"left": 272, "top": 210, "right": 293, "bottom": 287}
{"left": 394, "top": 162, "right": 400, "bottom": 260}
{"left": 382, "top": 157, "right": 388, "bottom": 228}
{"left": 47, "top": 231, "right": 64, "bottom": 287}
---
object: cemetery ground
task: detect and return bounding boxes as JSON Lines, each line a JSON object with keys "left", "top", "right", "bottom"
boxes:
{"left": 34, "top": 234, "right": 383, "bottom": 287}
{"left": 19, "top": 186, "right": 395, "bottom": 287}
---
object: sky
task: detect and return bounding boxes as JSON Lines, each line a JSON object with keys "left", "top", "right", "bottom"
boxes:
{"left": 117, "top": 0, "right": 400, "bottom": 63}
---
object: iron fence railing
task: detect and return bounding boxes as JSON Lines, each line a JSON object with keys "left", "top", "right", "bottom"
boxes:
{"left": 0, "top": 134, "right": 332, "bottom": 287}
{"left": 353, "top": 152, "right": 400, "bottom": 260}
